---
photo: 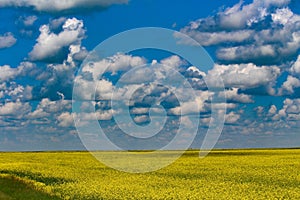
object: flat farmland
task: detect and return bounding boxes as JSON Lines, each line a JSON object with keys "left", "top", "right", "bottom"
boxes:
{"left": 0, "top": 149, "right": 299, "bottom": 199}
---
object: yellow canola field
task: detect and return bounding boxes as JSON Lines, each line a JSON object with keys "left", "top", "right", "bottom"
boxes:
{"left": 0, "top": 149, "right": 299, "bottom": 199}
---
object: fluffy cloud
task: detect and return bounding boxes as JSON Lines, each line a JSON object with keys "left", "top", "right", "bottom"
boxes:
{"left": 271, "top": 98, "right": 300, "bottom": 122}
{"left": 169, "top": 91, "right": 213, "bottom": 115}
{"left": 26, "top": 98, "right": 72, "bottom": 125}
{"left": 268, "top": 105, "right": 277, "bottom": 115}
{"left": 216, "top": 45, "right": 277, "bottom": 64}
{"left": 179, "top": 0, "right": 300, "bottom": 65}
{"left": 207, "top": 63, "right": 280, "bottom": 93}
{"left": 4, "top": 19, "right": 88, "bottom": 104}
{"left": 29, "top": 18, "right": 85, "bottom": 62}
{"left": 0, "top": 0, "right": 128, "bottom": 13}
{"left": 74, "top": 53, "right": 146, "bottom": 100}
{"left": 57, "top": 112, "right": 74, "bottom": 127}
{"left": 0, "top": 32, "right": 16, "bottom": 49}
{"left": 225, "top": 111, "right": 240, "bottom": 124}
{"left": 291, "top": 55, "right": 300, "bottom": 74}
{"left": 83, "top": 53, "right": 146, "bottom": 77}
{"left": 19, "top": 15, "right": 37, "bottom": 26}
{"left": 37, "top": 98, "right": 71, "bottom": 113}
{"left": 0, "top": 62, "right": 36, "bottom": 82}
{"left": 218, "top": 0, "right": 290, "bottom": 29}
{"left": 160, "top": 55, "right": 185, "bottom": 69}
{"left": 0, "top": 65, "right": 20, "bottom": 82}
{"left": 278, "top": 76, "right": 300, "bottom": 95}
{"left": 178, "top": 30, "right": 253, "bottom": 46}
{"left": 0, "top": 100, "right": 31, "bottom": 117}
{"left": 6, "top": 84, "right": 32, "bottom": 101}
{"left": 133, "top": 115, "right": 149, "bottom": 124}
{"left": 219, "top": 88, "right": 253, "bottom": 103}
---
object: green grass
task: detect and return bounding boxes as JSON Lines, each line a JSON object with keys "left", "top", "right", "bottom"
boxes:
{"left": 0, "top": 149, "right": 299, "bottom": 199}
{"left": 0, "top": 176, "right": 60, "bottom": 200}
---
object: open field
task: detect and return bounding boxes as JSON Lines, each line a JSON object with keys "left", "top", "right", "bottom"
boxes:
{"left": 0, "top": 149, "right": 299, "bottom": 199}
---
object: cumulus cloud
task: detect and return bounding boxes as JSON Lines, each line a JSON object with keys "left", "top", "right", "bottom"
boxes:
{"left": 0, "top": 0, "right": 128, "bottom": 13}
{"left": 25, "top": 98, "right": 73, "bottom": 126}
{"left": 218, "top": 0, "right": 290, "bottom": 29}
{"left": 20, "top": 15, "right": 37, "bottom": 26}
{"left": 271, "top": 98, "right": 300, "bottom": 122}
{"left": 291, "top": 55, "right": 300, "bottom": 74}
{"left": 73, "top": 54, "right": 145, "bottom": 100}
{"left": 0, "top": 100, "right": 31, "bottom": 117}
{"left": 57, "top": 112, "right": 74, "bottom": 127}
{"left": 207, "top": 63, "right": 280, "bottom": 93}
{"left": 7, "top": 84, "right": 32, "bottom": 101}
{"left": 268, "top": 105, "right": 277, "bottom": 115}
{"left": 278, "top": 75, "right": 300, "bottom": 95}
{"left": 133, "top": 115, "right": 149, "bottom": 124}
{"left": 2, "top": 18, "right": 89, "bottom": 101}
{"left": 160, "top": 55, "right": 185, "bottom": 69}
{"left": 82, "top": 53, "right": 146, "bottom": 77}
{"left": 0, "top": 65, "right": 20, "bottom": 82}
{"left": 225, "top": 111, "right": 240, "bottom": 124}
{"left": 29, "top": 18, "right": 85, "bottom": 62}
{"left": 177, "top": 30, "right": 253, "bottom": 46}
{"left": 169, "top": 91, "right": 213, "bottom": 115}
{"left": 179, "top": 0, "right": 300, "bottom": 65}
{"left": 0, "top": 32, "right": 16, "bottom": 49}
{"left": 35, "top": 98, "right": 71, "bottom": 113}
{"left": 219, "top": 88, "right": 253, "bottom": 103}
{"left": 0, "top": 62, "right": 36, "bottom": 82}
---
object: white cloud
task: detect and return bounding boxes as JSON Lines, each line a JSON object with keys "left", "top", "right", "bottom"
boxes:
{"left": 225, "top": 111, "right": 240, "bottom": 124}
{"left": 28, "top": 108, "right": 49, "bottom": 119}
{"left": 0, "top": 62, "right": 37, "bottom": 82}
{"left": 179, "top": 0, "right": 299, "bottom": 65}
{"left": 218, "top": 0, "right": 289, "bottom": 29}
{"left": 74, "top": 53, "right": 147, "bottom": 100}
{"left": 219, "top": 88, "right": 253, "bottom": 103}
{"left": 57, "top": 112, "right": 74, "bottom": 127}
{"left": 7, "top": 84, "right": 33, "bottom": 101}
{"left": 21, "top": 15, "right": 37, "bottom": 26}
{"left": 82, "top": 53, "right": 146, "bottom": 79}
{"left": 181, "top": 0, "right": 289, "bottom": 31}
{"left": 268, "top": 105, "right": 277, "bottom": 115}
{"left": 130, "top": 107, "right": 149, "bottom": 114}
{"left": 0, "top": 65, "right": 20, "bottom": 82}
{"left": 291, "top": 55, "right": 300, "bottom": 74}
{"left": 29, "top": 18, "right": 85, "bottom": 62}
{"left": 179, "top": 30, "right": 253, "bottom": 46}
{"left": 284, "top": 99, "right": 300, "bottom": 114}
{"left": 169, "top": 91, "right": 212, "bottom": 115}
{"left": 133, "top": 115, "right": 149, "bottom": 124}
{"left": 185, "top": 66, "right": 206, "bottom": 78}
{"left": 0, "top": 0, "right": 128, "bottom": 13}
{"left": 75, "top": 109, "right": 116, "bottom": 123}
{"left": 49, "top": 17, "right": 67, "bottom": 30}
{"left": 272, "top": 7, "right": 300, "bottom": 25}
{"left": 272, "top": 98, "right": 300, "bottom": 121}
{"left": 216, "top": 44, "right": 276, "bottom": 62}
{"left": 278, "top": 75, "right": 300, "bottom": 95}
{"left": 0, "top": 100, "right": 31, "bottom": 116}
{"left": 0, "top": 32, "right": 16, "bottom": 49}
{"left": 255, "top": 106, "right": 264, "bottom": 115}
{"left": 207, "top": 63, "right": 280, "bottom": 91}
{"left": 160, "top": 55, "right": 185, "bottom": 69}
{"left": 37, "top": 98, "right": 71, "bottom": 113}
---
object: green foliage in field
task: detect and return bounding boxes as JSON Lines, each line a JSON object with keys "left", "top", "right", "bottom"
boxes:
{"left": 0, "top": 149, "right": 299, "bottom": 199}
{"left": 0, "top": 175, "right": 61, "bottom": 200}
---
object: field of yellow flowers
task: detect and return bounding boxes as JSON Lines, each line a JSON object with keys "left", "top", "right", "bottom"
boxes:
{"left": 0, "top": 149, "right": 299, "bottom": 199}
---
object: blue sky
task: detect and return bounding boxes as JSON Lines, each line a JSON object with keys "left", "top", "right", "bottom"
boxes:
{"left": 1, "top": 0, "right": 300, "bottom": 151}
